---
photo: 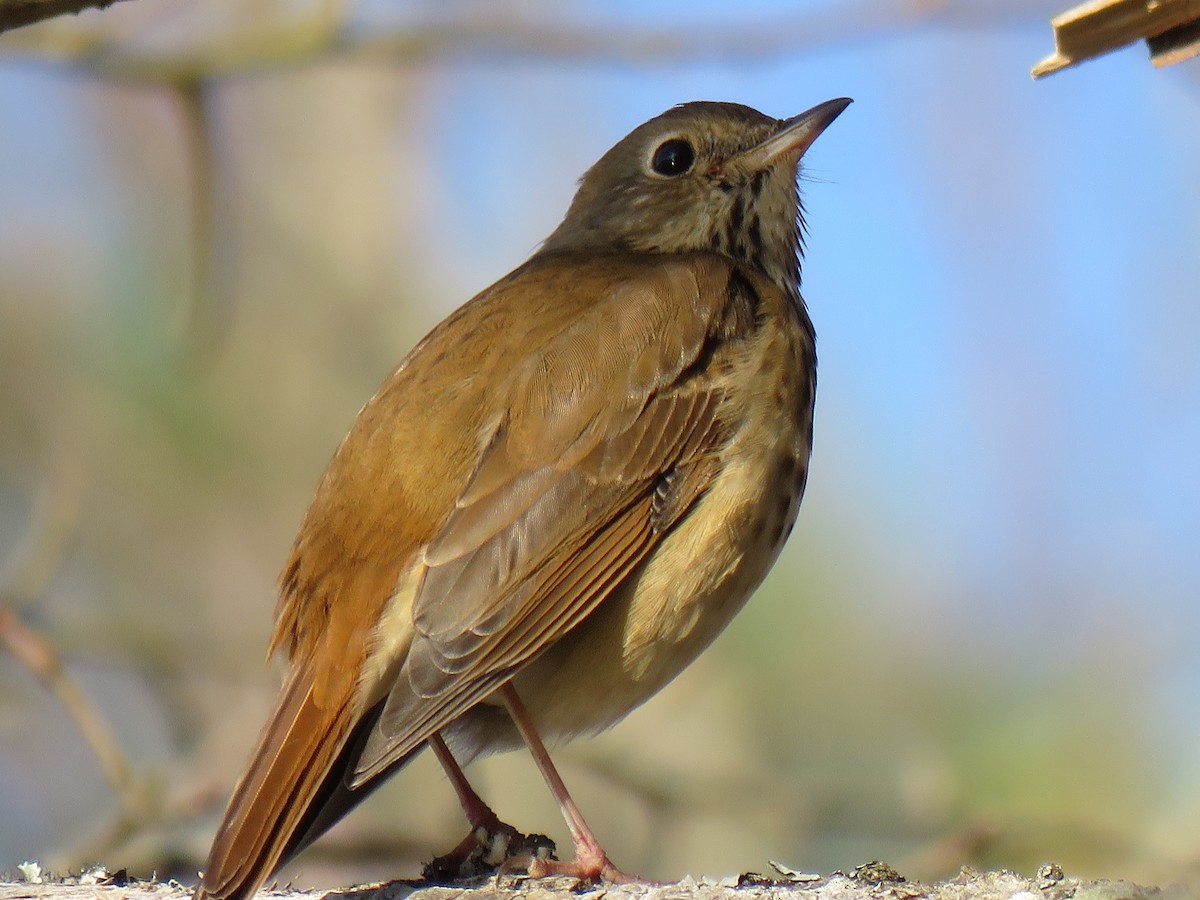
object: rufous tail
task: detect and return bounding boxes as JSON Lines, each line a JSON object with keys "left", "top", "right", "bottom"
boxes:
{"left": 194, "top": 669, "right": 359, "bottom": 900}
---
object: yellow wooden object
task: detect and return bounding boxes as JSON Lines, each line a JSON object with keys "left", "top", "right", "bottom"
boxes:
{"left": 1033, "top": 0, "right": 1200, "bottom": 77}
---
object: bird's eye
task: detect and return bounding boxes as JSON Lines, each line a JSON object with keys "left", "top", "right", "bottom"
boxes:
{"left": 650, "top": 138, "right": 695, "bottom": 176}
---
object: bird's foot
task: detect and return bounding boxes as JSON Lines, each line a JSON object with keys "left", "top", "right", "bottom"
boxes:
{"left": 521, "top": 848, "right": 641, "bottom": 885}
{"left": 423, "top": 818, "right": 555, "bottom": 881}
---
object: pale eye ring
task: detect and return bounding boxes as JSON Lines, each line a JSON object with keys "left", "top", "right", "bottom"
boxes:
{"left": 650, "top": 138, "right": 696, "bottom": 176}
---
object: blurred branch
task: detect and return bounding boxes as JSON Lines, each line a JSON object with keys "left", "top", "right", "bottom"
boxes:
{"left": 175, "top": 79, "right": 231, "bottom": 366}
{"left": 0, "top": 448, "right": 85, "bottom": 611}
{"left": 0, "top": 1, "right": 1019, "bottom": 84}
{"left": 0, "top": 445, "right": 159, "bottom": 842}
{"left": 0, "top": 0, "right": 134, "bottom": 35}
{"left": 0, "top": 605, "right": 142, "bottom": 812}
{"left": 0, "top": 598, "right": 196, "bottom": 873}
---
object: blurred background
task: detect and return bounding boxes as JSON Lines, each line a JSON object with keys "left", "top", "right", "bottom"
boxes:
{"left": 1, "top": 0, "right": 1199, "bottom": 890}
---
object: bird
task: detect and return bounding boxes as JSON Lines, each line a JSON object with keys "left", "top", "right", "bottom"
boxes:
{"left": 194, "top": 96, "right": 851, "bottom": 900}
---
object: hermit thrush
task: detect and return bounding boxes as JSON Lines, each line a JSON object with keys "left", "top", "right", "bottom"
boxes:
{"left": 195, "top": 97, "right": 851, "bottom": 899}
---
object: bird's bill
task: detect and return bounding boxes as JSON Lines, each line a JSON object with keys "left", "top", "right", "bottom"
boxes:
{"left": 741, "top": 97, "right": 853, "bottom": 168}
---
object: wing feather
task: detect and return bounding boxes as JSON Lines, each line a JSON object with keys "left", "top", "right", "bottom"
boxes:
{"left": 350, "top": 253, "right": 758, "bottom": 785}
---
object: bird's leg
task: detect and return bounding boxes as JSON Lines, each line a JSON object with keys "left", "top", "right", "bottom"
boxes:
{"left": 424, "top": 732, "right": 555, "bottom": 880}
{"left": 498, "top": 682, "right": 638, "bottom": 883}
{"left": 429, "top": 732, "right": 505, "bottom": 838}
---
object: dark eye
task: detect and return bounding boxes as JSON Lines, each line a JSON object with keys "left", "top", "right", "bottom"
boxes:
{"left": 650, "top": 138, "right": 695, "bottom": 176}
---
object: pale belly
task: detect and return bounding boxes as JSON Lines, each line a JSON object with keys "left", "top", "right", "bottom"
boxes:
{"left": 513, "top": 421, "right": 808, "bottom": 742}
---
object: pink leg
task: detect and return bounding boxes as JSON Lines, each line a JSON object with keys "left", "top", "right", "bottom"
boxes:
{"left": 429, "top": 732, "right": 499, "bottom": 829}
{"left": 499, "top": 683, "right": 638, "bottom": 883}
